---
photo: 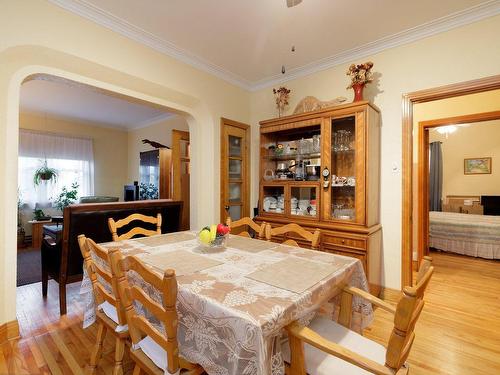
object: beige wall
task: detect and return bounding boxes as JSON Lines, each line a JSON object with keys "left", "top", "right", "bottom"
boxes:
{"left": 411, "top": 90, "right": 500, "bottom": 255}
{"left": 429, "top": 120, "right": 500, "bottom": 199}
{"left": 0, "top": 0, "right": 250, "bottom": 324}
{"left": 250, "top": 15, "right": 500, "bottom": 289}
{"left": 127, "top": 115, "right": 189, "bottom": 182}
{"left": 18, "top": 111, "right": 129, "bottom": 235}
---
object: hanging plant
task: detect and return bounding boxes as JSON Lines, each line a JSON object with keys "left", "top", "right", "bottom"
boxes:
{"left": 33, "top": 159, "right": 58, "bottom": 186}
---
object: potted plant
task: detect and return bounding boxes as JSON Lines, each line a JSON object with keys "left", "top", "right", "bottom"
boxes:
{"left": 33, "top": 208, "right": 50, "bottom": 221}
{"left": 17, "top": 189, "right": 26, "bottom": 247}
{"left": 53, "top": 182, "right": 79, "bottom": 211}
{"left": 33, "top": 159, "right": 58, "bottom": 186}
{"left": 346, "top": 61, "right": 374, "bottom": 102}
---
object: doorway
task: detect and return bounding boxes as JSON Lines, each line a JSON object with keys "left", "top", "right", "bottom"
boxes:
{"left": 401, "top": 75, "right": 500, "bottom": 286}
{"left": 172, "top": 129, "right": 190, "bottom": 230}
{"left": 417, "top": 111, "right": 500, "bottom": 262}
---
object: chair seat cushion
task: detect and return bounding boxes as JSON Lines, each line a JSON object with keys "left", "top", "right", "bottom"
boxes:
{"left": 136, "top": 336, "right": 180, "bottom": 375}
{"left": 98, "top": 301, "right": 128, "bottom": 332}
{"left": 282, "top": 316, "right": 386, "bottom": 375}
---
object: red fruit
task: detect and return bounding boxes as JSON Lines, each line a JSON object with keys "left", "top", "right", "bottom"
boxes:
{"left": 217, "top": 223, "right": 230, "bottom": 235}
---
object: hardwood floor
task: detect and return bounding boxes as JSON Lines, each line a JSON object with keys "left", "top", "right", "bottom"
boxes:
{"left": 1, "top": 251, "right": 499, "bottom": 374}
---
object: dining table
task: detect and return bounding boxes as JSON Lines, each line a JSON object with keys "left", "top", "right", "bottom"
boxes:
{"left": 80, "top": 231, "right": 374, "bottom": 375}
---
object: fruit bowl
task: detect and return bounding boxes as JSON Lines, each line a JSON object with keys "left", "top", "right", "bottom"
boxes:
{"left": 198, "top": 223, "right": 230, "bottom": 250}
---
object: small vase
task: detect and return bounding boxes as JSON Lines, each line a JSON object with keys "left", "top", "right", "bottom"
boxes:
{"left": 351, "top": 83, "right": 365, "bottom": 102}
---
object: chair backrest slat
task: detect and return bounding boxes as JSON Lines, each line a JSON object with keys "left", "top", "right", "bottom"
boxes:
{"left": 109, "top": 249, "right": 180, "bottom": 374}
{"left": 266, "top": 223, "right": 321, "bottom": 250}
{"left": 77, "top": 235, "right": 127, "bottom": 326}
{"left": 108, "top": 213, "right": 162, "bottom": 241}
{"left": 416, "top": 256, "right": 433, "bottom": 285}
{"left": 226, "top": 216, "right": 266, "bottom": 239}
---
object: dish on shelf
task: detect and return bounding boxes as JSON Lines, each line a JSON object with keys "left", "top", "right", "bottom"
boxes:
{"left": 263, "top": 196, "right": 278, "bottom": 212}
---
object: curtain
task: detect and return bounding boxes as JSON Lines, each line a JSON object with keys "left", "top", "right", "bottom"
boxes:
{"left": 18, "top": 129, "right": 94, "bottom": 208}
{"left": 429, "top": 141, "right": 443, "bottom": 212}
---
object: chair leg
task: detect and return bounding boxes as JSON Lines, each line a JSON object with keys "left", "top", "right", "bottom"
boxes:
{"left": 112, "top": 337, "right": 125, "bottom": 375}
{"left": 88, "top": 321, "right": 107, "bottom": 375}
{"left": 41, "top": 271, "right": 48, "bottom": 297}
{"left": 59, "top": 283, "right": 67, "bottom": 315}
{"left": 132, "top": 364, "right": 142, "bottom": 375}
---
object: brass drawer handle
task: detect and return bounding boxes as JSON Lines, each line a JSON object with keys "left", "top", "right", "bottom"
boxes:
{"left": 341, "top": 239, "right": 346, "bottom": 244}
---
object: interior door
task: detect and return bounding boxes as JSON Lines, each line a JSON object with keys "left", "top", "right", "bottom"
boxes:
{"left": 172, "top": 130, "right": 190, "bottom": 230}
{"left": 220, "top": 118, "right": 250, "bottom": 223}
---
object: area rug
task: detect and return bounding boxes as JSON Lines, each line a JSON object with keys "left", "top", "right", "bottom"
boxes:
{"left": 17, "top": 248, "right": 42, "bottom": 286}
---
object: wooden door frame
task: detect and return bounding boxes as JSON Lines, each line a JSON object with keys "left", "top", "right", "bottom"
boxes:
{"left": 220, "top": 118, "right": 251, "bottom": 222}
{"left": 417, "top": 110, "right": 500, "bottom": 264}
{"left": 401, "top": 74, "right": 500, "bottom": 287}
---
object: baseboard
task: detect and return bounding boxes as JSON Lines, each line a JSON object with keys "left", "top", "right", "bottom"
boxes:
{"left": 0, "top": 320, "right": 20, "bottom": 344}
{"left": 380, "top": 287, "right": 402, "bottom": 302}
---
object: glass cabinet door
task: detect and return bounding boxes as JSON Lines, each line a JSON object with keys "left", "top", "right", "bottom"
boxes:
{"left": 290, "top": 185, "right": 318, "bottom": 219}
{"left": 330, "top": 116, "right": 357, "bottom": 222}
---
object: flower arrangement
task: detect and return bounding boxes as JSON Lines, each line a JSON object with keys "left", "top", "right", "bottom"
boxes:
{"left": 198, "top": 223, "right": 230, "bottom": 249}
{"left": 139, "top": 183, "right": 159, "bottom": 200}
{"left": 273, "top": 86, "right": 291, "bottom": 117}
{"left": 346, "top": 61, "right": 374, "bottom": 89}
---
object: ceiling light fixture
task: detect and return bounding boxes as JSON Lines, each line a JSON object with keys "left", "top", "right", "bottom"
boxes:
{"left": 436, "top": 125, "right": 457, "bottom": 138}
{"left": 286, "top": 0, "right": 303, "bottom": 8}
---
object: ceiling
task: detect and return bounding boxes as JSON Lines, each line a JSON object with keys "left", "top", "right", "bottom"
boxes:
{"left": 49, "top": 0, "right": 499, "bottom": 89}
{"left": 20, "top": 77, "right": 172, "bottom": 130}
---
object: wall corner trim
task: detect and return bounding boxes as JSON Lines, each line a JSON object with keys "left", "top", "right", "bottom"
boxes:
{"left": 0, "top": 320, "right": 21, "bottom": 344}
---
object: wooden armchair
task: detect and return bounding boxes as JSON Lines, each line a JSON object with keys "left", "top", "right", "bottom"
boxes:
{"left": 337, "top": 256, "right": 434, "bottom": 328}
{"left": 77, "top": 235, "right": 129, "bottom": 375}
{"left": 283, "top": 263, "right": 434, "bottom": 375}
{"left": 226, "top": 216, "right": 266, "bottom": 239}
{"left": 108, "top": 213, "right": 162, "bottom": 241}
{"left": 109, "top": 249, "right": 203, "bottom": 375}
{"left": 266, "top": 223, "right": 321, "bottom": 250}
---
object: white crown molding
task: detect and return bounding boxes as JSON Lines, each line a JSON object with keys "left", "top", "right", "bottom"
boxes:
{"left": 49, "top": 0, "right": 500, "bottom": 92}
{"left": 250, "top": 0, "right": 500, "bottom": 91}
{"left": 48, "top": 0, "right": 253, "bottom": 90}
{"left": 128, "top": 113, "right": 175, "bottom": 131}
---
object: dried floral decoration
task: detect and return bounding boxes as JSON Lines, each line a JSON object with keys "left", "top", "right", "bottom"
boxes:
{"left": 273, "top": 86, "right": 291, "bottom": 117}
{"left": 346, "top": 61, "right": 374, "bottom": 89}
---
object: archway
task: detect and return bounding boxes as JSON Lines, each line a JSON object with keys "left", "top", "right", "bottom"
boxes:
{"left": 0, "top": 45, "right": 217, "bottom": 330}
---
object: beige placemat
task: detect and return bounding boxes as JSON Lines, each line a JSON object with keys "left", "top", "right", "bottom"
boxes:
{"left": 141, "top": 250, "right": 222, "bottom": 276}
{"left": 246, "top": 257, "right": 343, "bottom": 293}
{"left": 132, "top": 232, "right": 196, "bottom": 247}
{"left": 227, "top": 235, "right": 277, "bottom": 253}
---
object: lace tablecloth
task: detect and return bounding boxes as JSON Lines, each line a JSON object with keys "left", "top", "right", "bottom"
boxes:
{"left": 80, "top": 231, "right": 373, "bottom": 375}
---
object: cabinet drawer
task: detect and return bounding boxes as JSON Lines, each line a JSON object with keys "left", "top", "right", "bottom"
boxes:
{"left": 323, "top": 234, "right": 366, "bottom": 251}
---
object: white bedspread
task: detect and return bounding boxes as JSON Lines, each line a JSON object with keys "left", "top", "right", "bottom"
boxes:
{"left": 429, "top": 211, "right": 500, "bottom": 259}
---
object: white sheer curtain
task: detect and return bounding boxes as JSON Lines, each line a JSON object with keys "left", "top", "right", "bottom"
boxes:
{"left": 18, "top": 129, "right": 94, "bottom": 208}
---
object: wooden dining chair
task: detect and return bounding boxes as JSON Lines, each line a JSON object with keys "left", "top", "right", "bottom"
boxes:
{"left": 266, "top": 223, "right": 321, "bottom": 250}
{"left": 226, "top": 216, "right": 266, "bottom": 239}
{"left": 283, "top": 264, "right": 434, "bottom": 375}
{"left": 109, "top": 249, "right": 204, "bottom": 375}
{"left": 108, "top": 213, "right": 162, "bottom": 241}
{"left": 77, "top": 235, "right": 129, "bottom": 375}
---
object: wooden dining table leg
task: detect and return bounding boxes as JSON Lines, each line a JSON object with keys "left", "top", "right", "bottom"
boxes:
{"left": 337, "top": 289, "right": 353, "bottom": 329}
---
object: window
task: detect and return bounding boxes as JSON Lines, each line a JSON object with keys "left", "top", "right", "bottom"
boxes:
{"left": 18, "top": 130, "right": 94, "bottom": 209}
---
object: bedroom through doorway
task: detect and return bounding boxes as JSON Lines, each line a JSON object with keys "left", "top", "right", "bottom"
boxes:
{"left": 416, "top": 109, "right": 500, "bottom": 266}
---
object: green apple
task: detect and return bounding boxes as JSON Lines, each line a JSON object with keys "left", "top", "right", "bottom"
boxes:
{"left": 199, "top": 229, "right": 211, "bottom": 244}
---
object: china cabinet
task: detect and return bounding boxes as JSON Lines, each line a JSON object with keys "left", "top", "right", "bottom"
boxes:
{"left": 257, "top": 101, "right": 382, "bottom": 294}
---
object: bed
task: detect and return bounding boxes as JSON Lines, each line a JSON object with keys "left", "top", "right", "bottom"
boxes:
{"left": 429, "top": 211, "right": 500, "bottom": 259}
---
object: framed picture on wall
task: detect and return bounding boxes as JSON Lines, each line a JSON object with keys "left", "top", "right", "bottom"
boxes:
{"left": 464, "top": 157, "right": 492, "bottom": 175}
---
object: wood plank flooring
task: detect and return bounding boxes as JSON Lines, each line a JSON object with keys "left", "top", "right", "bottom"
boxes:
{"left": 1, "top": 251, "right": 499, "bottom": 374}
